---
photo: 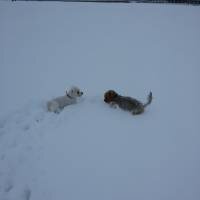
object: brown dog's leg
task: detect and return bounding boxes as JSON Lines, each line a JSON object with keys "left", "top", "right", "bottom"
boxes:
{"left": 110, "top": 102, "right": 117, "bottom": 109}
{"left": 132, "top": 107, "right": 144, "bottom": 115}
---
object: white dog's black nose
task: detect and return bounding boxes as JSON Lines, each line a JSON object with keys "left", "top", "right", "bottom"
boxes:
{"left": 77, "top": 91, "right": 83, "bottom": 96}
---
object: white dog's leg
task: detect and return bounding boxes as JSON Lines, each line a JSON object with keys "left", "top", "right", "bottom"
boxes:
{"left": 47, "top": 101, "right": 59, "bottom": 113}
{"left": 54, "top": 108, "right": 61, "bottom": 114}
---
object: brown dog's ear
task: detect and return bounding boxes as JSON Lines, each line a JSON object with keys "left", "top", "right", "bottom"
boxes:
{"left": 104, "top": 90, "right": 118, "bottom": 103}
{"left": 109, "top": 90, "right": 118, "bottom": 99}
{"left": 112, "top": 91, "right": 118, "bottom": 98}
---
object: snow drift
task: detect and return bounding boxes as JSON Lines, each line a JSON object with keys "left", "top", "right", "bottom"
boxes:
{"left": 0, "top": 2, "right": 200, "bottom": 200}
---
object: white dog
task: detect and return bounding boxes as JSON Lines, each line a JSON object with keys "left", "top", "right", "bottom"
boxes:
{"left": 47, "top": 86, "right": 83, "bottom": 113}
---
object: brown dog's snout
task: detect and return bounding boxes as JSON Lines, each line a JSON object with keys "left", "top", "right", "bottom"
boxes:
{"left": 104, "top": 93, "right": 109, "bottom": 103}
{"left": 104, "top": 96, "right": 108, "bottom": 102}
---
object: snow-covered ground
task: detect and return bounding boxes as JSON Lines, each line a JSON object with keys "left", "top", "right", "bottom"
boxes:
{"left": 0, "top": 2, "right": 200, "bottom": 200}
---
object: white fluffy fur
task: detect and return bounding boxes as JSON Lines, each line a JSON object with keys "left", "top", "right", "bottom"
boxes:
{"left": 47, "top": 86, "right": 83, "bottom": 113}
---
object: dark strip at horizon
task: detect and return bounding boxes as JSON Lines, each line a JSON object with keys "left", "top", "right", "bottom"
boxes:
{"left": 11, "top": 0, "right": 200, "bottom": 5}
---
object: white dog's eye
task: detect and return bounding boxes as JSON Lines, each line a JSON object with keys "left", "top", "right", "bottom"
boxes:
{"left": 77, "top": 91, "right": 80, "bottom": 95}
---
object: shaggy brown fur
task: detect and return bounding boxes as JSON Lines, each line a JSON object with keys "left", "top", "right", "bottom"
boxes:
{"left": 104, "top": 90, "right": 152, "bottom": 115}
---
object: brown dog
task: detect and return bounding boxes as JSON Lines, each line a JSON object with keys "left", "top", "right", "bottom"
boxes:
{"left": 104, "top": 90, "right": 152, "bottom": 115}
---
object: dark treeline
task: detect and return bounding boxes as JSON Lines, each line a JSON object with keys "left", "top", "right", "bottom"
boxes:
{"left": 11, "top": 0, "right": 200, "bottom": 5}
{"left": 135, "top": 0, "right": 200, "bottom": 4}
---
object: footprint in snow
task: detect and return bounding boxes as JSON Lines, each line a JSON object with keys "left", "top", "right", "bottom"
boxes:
{"left": 4, "top": 183, "right": 14, "bottom": 193}
{"left": 0, "top": 154, "right": 6, "bottom": 161}
{"left": 4, "top": 180, "right": 14, "bottom": 193}
{"left": 22, "top": 188, "right": 31, "bottom": 200}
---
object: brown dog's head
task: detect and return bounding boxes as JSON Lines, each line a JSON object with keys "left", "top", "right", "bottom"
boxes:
{"left": 104, "top": 90, "right": 118, "bottom": 103}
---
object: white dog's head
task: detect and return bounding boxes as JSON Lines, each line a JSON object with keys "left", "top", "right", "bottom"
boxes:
{"left": 66, "top": 86, "right": 83, "bottom": 98}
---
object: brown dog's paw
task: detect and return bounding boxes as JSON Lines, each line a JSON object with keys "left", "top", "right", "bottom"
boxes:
{"left": 110, "top": 102, "right": 117, "bottom": 109}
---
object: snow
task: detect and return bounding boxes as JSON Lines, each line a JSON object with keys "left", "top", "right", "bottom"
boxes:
{"left": 0, "top": 1, "right": 200, "bottom": 200}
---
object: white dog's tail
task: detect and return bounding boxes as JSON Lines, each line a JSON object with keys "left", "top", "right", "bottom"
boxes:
{"left": 143, "top": 91, "right": 153, "bottom": 108}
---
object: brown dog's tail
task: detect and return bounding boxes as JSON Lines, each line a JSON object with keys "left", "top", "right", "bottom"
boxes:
{"left": 143, "top": 91, "right": 153, "bottom": 108}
